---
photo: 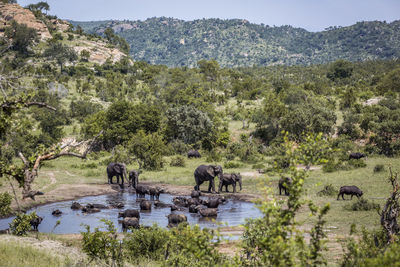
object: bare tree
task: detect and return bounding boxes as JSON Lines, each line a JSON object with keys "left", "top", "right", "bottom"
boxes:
{"left": 380, "top": 167, "right": 400, "bottom": 244}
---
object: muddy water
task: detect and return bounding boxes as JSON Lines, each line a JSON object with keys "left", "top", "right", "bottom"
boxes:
{"left": 0, "top": 192, "right": 262, "bottom": 234}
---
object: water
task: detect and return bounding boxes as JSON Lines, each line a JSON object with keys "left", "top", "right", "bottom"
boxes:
{"left": 0, "top": 192, "right": 262, "bottom": 234}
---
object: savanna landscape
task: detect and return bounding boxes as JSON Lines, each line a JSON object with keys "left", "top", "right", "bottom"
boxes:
{"left": 1, "top": 1, "right": 400, "bottom": 266}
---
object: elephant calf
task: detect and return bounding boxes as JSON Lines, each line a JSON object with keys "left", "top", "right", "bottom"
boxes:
{"left": 129, "top": 170, "right": 139, "bottom": 189}
{"left": 167, "top": 214, "right": 187, "bottom": 227}
{"left": 149, "top": 186, "right": 164, "bottom": 201}
{"left": 279, "top": 177, "right": 293, "bottom": 196}
{"left": 30, "top": 215, "right": 43, "bottom": 231}
{"left": 122, "top": 217, "right": 140, "bottom": 231}
{"left": 135, "top": 184, "right": 150, "bottom": 199}
{"left": 218, "top": 173, "right": 242, "bottom": 193}
{"left": 118, "top": 209, "right": 140, "bottom": 219}
{"left": 337, "top": 186, "right": 363, "bottom": 200}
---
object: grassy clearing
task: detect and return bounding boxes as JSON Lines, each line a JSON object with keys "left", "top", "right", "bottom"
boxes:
{"left": 0, "top": 240, "right": 68, "bottom": 267}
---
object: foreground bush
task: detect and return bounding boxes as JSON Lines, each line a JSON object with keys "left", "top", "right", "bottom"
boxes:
{"left": 9, "top": 212, "right": 38, "bottom": 236}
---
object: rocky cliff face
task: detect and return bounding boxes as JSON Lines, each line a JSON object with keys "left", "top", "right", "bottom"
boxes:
{"left": 0, "top": 3, "right": 51, "bottom": 40}
{"left": 0, "top": 3, "right": 129, "bottom": 65}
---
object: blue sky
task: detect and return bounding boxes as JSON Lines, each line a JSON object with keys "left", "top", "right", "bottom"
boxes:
{"left": 18, "top": 0, "right": 400, "bottom": 32}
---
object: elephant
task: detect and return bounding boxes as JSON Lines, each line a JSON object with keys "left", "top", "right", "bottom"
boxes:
{"left": 279, "top": 177, "right": 293, "bottom": 196}
{"left": 122, "top": 217, "right": 140, "bottom": 231}
{"left": 199, "top": 208, "right": 218, "bottom": 217}
{"left": 30, "top": 215, "right": 43, "bottom": 231}
{"left": 167, "top": 214, "right": 187, "bottom": 227}
{"left": 140, "top": 200, "right": 152, "bottom": 211}
{"left": 118, "top": 209, "right": 140, "bottom": 219}
{"left": 106, "top": 162, "right": 127, "bottom": 185}
{"left": 187, "top": 149, "right": 201, "bottom": 158}
{"left": 149, "top": 186, "right": 164, "bottom": 201}
{"left": 129, "top": 170, "right": 139, "bottom": 189}
{"left": 194, "top": 165, "right": 223, "bottom": 193}
{"left": 135, "top": 184, "right": 150, "bottom": 198}
{"left": 218, "top": 173, "right": 242, "bottom": 193}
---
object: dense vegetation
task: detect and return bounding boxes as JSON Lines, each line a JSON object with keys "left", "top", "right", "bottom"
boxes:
{"left": 72, "top": 18, "right": 400, "bottom": 67}
{"left": 1, "top": 3, "right": 400, "bottom": 266}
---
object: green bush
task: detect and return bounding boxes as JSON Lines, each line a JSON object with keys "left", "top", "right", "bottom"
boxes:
{"left": 170, "top": 155, "right": 186, "bottom": 167}
{"left": 0, "top": 192, "right": 12, "bottom": 216}
{"left": 374, "top": 164, "right": 385, "bottom": 173}
{"left": 123, "top": 224, "right": 169, "bottom": 262}
{"left": 206, "top": 150, "right": 222, "bottom": 162}
{"left": 9, "top": 212, "right": 38, "bottom": 236}
{"left": 348, "top": 158, "right": 367, "bottom": 168}
{"left": 345, "top": 198, "right": 380, "bottom": 211}
{"left": 224, "top": 161, "right": 242, "bottom": 169}
{"left": 81, "top": 220, "right": 122, "bottom": 265}
{"left": 317, "top": 184, "right": 338, "bottom": 197}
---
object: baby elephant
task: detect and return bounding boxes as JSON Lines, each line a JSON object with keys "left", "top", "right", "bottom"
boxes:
{"left": 279, "top": 177, "right": 293, "bottom": 196}
{"left": 149, "top": 186, "right": 164, "bottom": 201}
{"left": 122, "top": 217, "right": 140, "bottom": 231}
{"left": 337, "top": 186, "right": 363, "bottom": 200}
{"left": 118, "top": 209, "right": 140, "bottom": 219}
{"left": 218, "top": 173, "right": 242, "bottom": 193}
{"left": 30, "top": 215, "right": 43, "bottom": 231}
{"left": 167, "top": 214, "right": 187, "bottom": 227}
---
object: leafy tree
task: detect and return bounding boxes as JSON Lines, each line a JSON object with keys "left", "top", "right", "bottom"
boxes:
{"left": 377, "top": 68, "right": 400, "bottom": 94}
{"left": 327, "top": 59, "right": 353, "bottom": 81}
{"left": 43, "top": 42, "right": 78, "bottom": 72}
{"left": 127, "top": 130, "right": 166, "bottom": 170}
{"left": 165, "top": 105, "right": 214, "bottom": 145}
{"left": 4, "top": 20, "right": 38, "bottom": 54}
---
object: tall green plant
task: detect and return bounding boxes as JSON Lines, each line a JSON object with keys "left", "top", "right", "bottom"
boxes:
{"left": 240, "top": 132, "right": 330, "bottom": 266}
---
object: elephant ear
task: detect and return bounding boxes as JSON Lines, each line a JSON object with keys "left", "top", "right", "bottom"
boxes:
{"left": 206, "top": 166, "right": 215, "bottom": 177}
{"left": 114, "top": 164, "right": 122, "bottom": 173}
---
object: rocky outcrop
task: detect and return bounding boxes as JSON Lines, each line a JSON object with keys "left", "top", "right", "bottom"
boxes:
{"left": 73, "top": 40, "right": 127, "bottom": 64}
{"left": 0, "top": 3, "right": 51, "bottom": 40}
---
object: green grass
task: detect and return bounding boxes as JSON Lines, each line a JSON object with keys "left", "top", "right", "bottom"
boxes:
{"left": 0, "top": 240, "right": 68, "bottom": 267}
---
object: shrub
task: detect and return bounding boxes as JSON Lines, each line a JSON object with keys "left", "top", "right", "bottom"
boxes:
{"left": 0, "top": 192, "right": 12, "bottom": 216}
{"left": 224, "top": 161, "right": 242, "bottom": 169}
{"left": 170, "top": 155, "right": 186, "bottom": 167}
{"left": 81, "top": 220, "right": 122, "bottom": 265}
{"left": 9, "top": 212, "right": 38, "bottom": 236}
{"left": 345, "top": 198, "right": 380, "bottom": 211}
{"left": 123, "top": 224, "right": 169, "bottom": 262}
{"left": 206, "top": 150, "right": 222, "bottom": 162}
{"left": 374, "top": 164, "right": 385, "bottom": 173}
{"left": 317, "top": 184, "right": 338, "bottom": 197}
{"left": 348, "top": 158, "right": 367, "bottom": 168}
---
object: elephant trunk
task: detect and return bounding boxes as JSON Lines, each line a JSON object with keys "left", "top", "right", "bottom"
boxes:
{"left": 238, "top": 178, "right": 242, "bottom": 191}
{"left": 123, "top": 165, "right": 127, "bottom": 185}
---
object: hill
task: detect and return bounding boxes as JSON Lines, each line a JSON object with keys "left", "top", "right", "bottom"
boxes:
{"left": 71, "top": 17, "right": 400, "bottom": 67}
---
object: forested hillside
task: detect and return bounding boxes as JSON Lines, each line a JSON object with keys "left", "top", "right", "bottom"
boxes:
{"left": 72, "top": 18, "right": 400, "bottom": 67}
